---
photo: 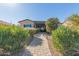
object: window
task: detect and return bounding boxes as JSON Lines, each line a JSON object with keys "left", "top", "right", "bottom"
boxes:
{"left": 24, "top": 24, "right": 32, "bottom": 28}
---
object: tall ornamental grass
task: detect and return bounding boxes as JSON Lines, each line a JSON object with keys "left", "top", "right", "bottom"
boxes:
{"left": 52, "top": 25, "right": 79, "bottom": 55}
{"left": 0, "top": 25, "right": 30, "bottom": 55}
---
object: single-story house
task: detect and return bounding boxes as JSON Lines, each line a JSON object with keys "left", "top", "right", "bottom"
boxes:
{"left": 18, "top": 19, "right": 62, "bottom": 32}
{"left": 18, "top": 19, "right": 46, "bottom": 31}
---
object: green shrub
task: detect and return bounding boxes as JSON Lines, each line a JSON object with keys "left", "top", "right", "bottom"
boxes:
{"left": 0, "top": 25, "right": 30, "bottom": 55}
{"left": 45, "top": 18, "right": 59, "bottom": 33}
{"left": 27, "top": 28, "right": 37, "bottom": 36}
{"left": 52, "top": 25, "right": 79, "bottom": 55}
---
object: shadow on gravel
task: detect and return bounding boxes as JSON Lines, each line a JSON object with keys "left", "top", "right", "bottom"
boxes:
{"left": 29, "top": 37, "right": 43, "bottom": 47}
{"left": 12, "top": 49, "right": 33, "bottom": 56}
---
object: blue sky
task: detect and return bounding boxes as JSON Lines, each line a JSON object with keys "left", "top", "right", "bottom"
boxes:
{"left": 0, "top": 3, "right": 79, "bottom": 24}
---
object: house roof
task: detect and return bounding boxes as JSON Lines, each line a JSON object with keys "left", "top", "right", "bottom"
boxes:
{"left": 18, "top": 19, "right": 32, "bottom": 23}
{"left": 18, "top": 19, "right": 46, "bottom": 24}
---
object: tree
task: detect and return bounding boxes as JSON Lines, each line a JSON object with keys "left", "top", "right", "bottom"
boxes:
{"left": 45, "top": 18, "right": 59, "bottom": 33}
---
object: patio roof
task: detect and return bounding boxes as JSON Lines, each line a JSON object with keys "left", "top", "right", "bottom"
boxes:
{"left": 33, "top": 21, "right": 45, "bottom": 24}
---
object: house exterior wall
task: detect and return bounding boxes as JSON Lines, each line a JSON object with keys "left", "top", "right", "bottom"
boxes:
{"left": 0, "top": 20, "right": 11, "bottom": 26}
{"left": 19, "top": 20, "right": 35, "bottom": 28}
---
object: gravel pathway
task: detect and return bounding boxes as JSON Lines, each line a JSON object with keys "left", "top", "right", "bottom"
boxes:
{"left": 13, "top": 33, "right": 51, "bottom": 56}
